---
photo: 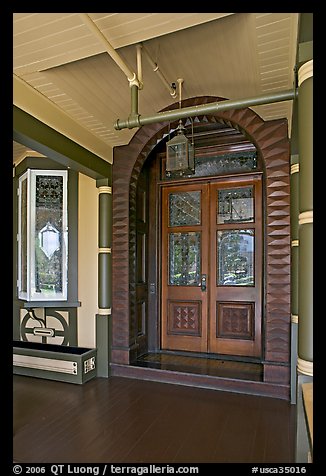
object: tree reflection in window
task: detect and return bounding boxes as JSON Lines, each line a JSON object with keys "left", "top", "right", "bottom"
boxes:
{"left": 169, "top": 232, "right": 201, "bottom": 285}
{"left": 217, "top": 186, "right": 254, "bottom": 224}
{"left": 217, "top": 230, "right": 254, "bottom": 286}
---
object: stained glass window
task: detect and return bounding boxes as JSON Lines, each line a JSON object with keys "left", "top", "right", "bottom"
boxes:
{"left": 169, "top": 191, "right": 201, "bottom": 226}
{"left": 217, "top": 186, "right": 254, "bottom": 224}
{"left": 169, "top": 232, "right": 201, "bottom": 285}
{"left": 217, "top": 230, "right": 254, "bottom": 286}
{"left": 163, "top": 151, "right": 257, "bottom": 180}
{"left": 18, "top": 170, "right": 68, "bottom": 301}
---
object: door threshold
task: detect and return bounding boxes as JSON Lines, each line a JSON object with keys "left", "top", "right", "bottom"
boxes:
{"left": 131, "top": 352, "right": 263, "bottom": 381}
{"left": 110, "top": 360, "right": 290, "bottom": 400}
{"left": 154, "top": 349, "right": 262, "bottom": 364}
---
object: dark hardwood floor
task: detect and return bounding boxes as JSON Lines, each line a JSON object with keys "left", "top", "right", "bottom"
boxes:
{"left": 13, "top": 375, "right": 296, "bottom": 463}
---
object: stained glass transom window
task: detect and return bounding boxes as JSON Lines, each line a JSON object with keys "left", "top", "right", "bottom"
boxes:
{"left": 163, "top": 151, "right": 257, "bottom": 180}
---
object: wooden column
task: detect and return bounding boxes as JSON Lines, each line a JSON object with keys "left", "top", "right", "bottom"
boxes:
{"left": 297, "top": 59, "right": 313, "bottom": 377}
{"left": 96, "top": 181, "right": 112, "bottom": 377}
{"left": 290, "top": 153, "right": 299, "bottom": 403}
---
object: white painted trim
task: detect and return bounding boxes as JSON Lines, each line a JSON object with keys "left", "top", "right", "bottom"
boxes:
{"left": 98, "top": 186, "right": 112, "bottom": 194}
{"left": 291, "top": 240, "right": 299, "bottom": 247}
{"left": 17, "top": 171, "right": 28, "bottom": 300}
{"left": 291, "top": 314, "right": 299, "bottom": 324}
{"left": 98, "top": 308, "right": 112, "bottom": 315}
{"left": 299, "top": 211, "right": 313, "bottom": 225}
{"left": 298, "top": 60, "right": 313, "bottom": 86}
{"left": 297, "top": 357, "right": 313, "bottom": 376}
{"left": 33, "top": 328, "right": 55, "bottom": 337}
{"left": 291, "top": 163, "right": 299, "bottom": 174}
{"left": 17, "top": 170, "right": 69, "bottom": 300}
{"left": 98, "top": 247, "right": 112, "bottom": 253}
{"left": 13, "top": 354, "right": 77, "bottom": 374}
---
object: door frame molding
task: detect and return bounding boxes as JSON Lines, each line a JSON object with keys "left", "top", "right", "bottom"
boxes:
{"left": 112, "top": 96, "right": 290, "bottom": 386}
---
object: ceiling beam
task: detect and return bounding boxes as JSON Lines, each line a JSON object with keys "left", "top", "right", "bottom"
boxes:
{"left": 13, "top": 106, "right": 111, "bottom": 180}
{"left": 13, "top": 74, "right": 112, "bottom": 164}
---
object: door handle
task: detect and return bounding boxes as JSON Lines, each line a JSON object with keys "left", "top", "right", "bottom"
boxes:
{"left": 201, "top": 274, "right": 207, "bottom": 291}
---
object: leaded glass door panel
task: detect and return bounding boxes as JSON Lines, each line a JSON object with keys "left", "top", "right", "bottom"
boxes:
{"left": 161, "top": 184, "right": 209, "bottom": 352}
{"left": 161, "top": 176, "right": 262, "bottom": 358}
{"left": 209, "top": 178, "right": 262, "bottom": 357}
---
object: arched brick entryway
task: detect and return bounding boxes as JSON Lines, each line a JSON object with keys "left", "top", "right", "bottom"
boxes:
{"left": 112, "top": 96, "right": 290, "bottom": 387}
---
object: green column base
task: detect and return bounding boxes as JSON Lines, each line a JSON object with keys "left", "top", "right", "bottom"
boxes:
{"left": 295, "top": 374, "right": 313, "bottom": 463}
{"left": 96, "top": 314, "right": 111, "bottom": 378}
{"left": 291, "top": 322, "right": 298, "bottom": 404}
{"left": 298, "top": 222, "right": 313, "bottom": 363}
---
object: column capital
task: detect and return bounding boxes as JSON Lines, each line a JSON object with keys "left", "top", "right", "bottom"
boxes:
{"left": 98, "top": 186, "right": 112, "bottom": 194}
{"left": 299, "top": 211, "right": 313, "bottom": 225}
{"left": 98, "top": 247, "right": 112, "bottom": 253}
{"left": 291, "top": 314, "right": 299, "bottom": 324}
{"left": 97, "top": 308, "right": 112, "bottom": 316}
{"left": 298, "top": 59, "right": 313, "bottom": 86}
{"left": 96, "top": 177, "right": 111, "bottom": 188}
{"left": 291, "top": 163, "right": 299, "bottom": 175}
{"left": 297, "top": 357, "right": 313, "bottom": 376}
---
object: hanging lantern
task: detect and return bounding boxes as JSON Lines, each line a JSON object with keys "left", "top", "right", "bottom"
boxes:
{"left": 166, "top": 123, "right": 195, "bottom": 174}
{"left": 166, "top": 79, "right": 195, "bottom": 175}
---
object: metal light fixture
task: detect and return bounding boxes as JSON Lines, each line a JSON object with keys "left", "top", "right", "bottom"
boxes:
{"left": 166, "top": 79, "right": 195, "bottom": 175}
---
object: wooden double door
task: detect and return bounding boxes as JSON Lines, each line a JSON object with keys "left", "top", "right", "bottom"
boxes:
{"left": 161, "top": 175, "right": 262, "bottom": 358}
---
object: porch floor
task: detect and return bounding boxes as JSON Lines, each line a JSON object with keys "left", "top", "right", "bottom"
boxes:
{"left": 131, "top": 352, "right": 263, "bottom": 381}
{"left": 13, "top": 374, "right": 296, "bottom": 463}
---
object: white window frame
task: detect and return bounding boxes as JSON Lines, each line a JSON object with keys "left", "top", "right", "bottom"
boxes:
{"left": 18, "top": 169, "right": 68, "bottom": 301}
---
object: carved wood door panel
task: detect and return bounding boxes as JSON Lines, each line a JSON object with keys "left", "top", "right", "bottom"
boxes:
{"left": 161, "top": 176, "right": 262, "bottom": 358}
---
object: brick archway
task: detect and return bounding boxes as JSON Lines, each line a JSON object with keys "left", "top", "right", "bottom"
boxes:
{"left": 112, "top": 96, "right": 290, "bottom": 387}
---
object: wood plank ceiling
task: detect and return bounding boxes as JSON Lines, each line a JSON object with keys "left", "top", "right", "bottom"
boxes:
{"left": 13, "top": 12, "right": 299, "bottom": 164}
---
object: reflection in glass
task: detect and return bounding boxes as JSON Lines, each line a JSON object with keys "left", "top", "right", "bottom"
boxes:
{"left": 38, "top": 223, "right": 60, "bottom": 259}
{"left": 217, "top": 187, "right": 254, "bottom": 223}
{"left": 169, "top": 232, "right": 201, "bottom": 285}
{"left": 218, "top": 230, "right": 254, "bottom": 286}
{"left": 169, "top": 191, "right": 201, "bottom": 226}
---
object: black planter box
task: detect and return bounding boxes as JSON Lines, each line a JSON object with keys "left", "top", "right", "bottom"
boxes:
{"left": 13, "top": 340, "right": 97, "bottom": 384}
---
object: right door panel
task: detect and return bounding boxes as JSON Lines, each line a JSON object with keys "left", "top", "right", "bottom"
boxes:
{"left": 209, "top": 177, "right": 263, "bottom": 357}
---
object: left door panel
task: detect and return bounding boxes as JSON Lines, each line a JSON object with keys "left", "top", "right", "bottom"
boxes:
{"left": 161, "top": 184, "right": 209, "bottom": 352}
